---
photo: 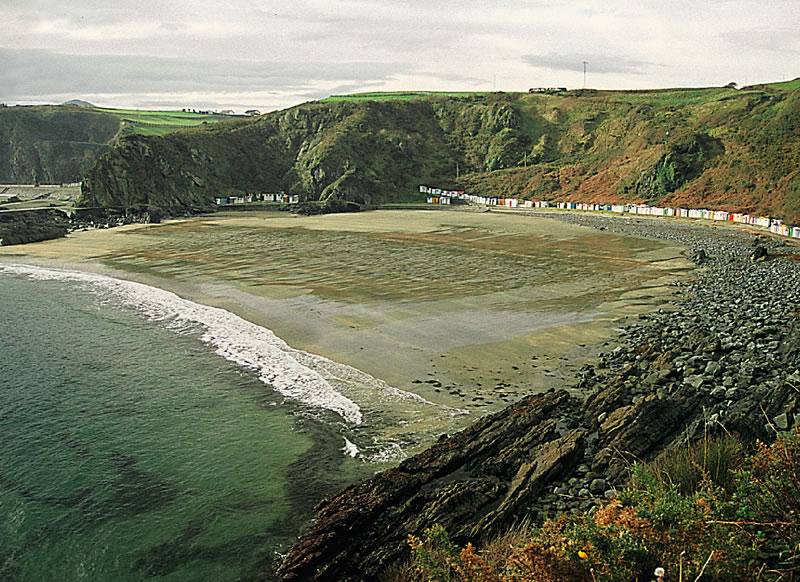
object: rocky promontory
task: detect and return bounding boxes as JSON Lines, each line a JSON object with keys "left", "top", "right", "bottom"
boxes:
{"left": 0, "top": 206, "right": 200, "bottom": 246}
{"left": 278, "top": 215, "right": 800, "bottom": 580}
{"left": 0, "top": 210, "right": 71, "bottom": 246}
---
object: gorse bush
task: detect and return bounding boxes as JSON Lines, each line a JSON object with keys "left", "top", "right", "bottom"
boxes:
{"left": 405, "top": 431, "right": 800, "bottom": 581}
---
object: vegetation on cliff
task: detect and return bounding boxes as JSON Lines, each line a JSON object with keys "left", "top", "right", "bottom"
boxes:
{"left": 401, "top": 431, "right": 800, "bottom": 581}
{"left": 80, "top": 81, "right": 800, "bottom": 222}
{"left": 0, "top": 106, "right": 119, "bottom": 184}
{"left": 0, "top": 105, "right": 229, "bottom": 185}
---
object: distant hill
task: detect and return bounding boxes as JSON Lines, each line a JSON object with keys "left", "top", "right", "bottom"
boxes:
{"left": 82, "top": 82, "right": 800, "bottom": 223}
{"left": 0, "top": 105, "right": 232, "bottom": 184}
{"left": 62, "top": 99, "right": 95, "bottom": 108}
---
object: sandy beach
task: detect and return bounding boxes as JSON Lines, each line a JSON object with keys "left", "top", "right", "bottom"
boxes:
{"left": 0, "top": 208, "right": 694, "bottom": 442}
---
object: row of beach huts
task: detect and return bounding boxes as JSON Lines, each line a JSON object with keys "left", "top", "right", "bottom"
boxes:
{"left": 420, "top": 185, "right": 800, "bottom": 240}
{"left": 214, "top": 192, "right": 299, "bottom": 205}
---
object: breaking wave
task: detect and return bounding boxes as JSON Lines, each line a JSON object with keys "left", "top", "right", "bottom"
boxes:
{"left": 0, "top": 264, "right": 421, "bottom": 426}
{"left": 1, "top": 263, "right": 468, "bottom": 459}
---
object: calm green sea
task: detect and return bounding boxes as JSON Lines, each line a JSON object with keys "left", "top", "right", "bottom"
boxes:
{"left": 0, "top": 270, "right": 363, "bottom": 581}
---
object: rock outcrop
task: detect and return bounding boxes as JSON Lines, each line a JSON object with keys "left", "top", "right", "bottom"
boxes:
{"left": 0, "top": 206, "right": 186, "bottom": 247}
{"left": 0, "top": 210, "right": 70, "bottom": 245}
{"left": 279, "top": 390, "right": 583, "bottom": 580}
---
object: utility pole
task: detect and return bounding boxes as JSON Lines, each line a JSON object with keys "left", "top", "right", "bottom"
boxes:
{"left": 583, "top": 61, "right": 588, "bottom": 88}
{"left": 456, "top": 160, "right": 460, "bottom": 179}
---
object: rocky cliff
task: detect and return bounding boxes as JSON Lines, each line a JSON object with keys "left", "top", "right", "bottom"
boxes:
{"left": 278, "top": 215, "right": 800, "bottom": 580}
{"left": 81, "top": 100, "right": 462, "bottom": 208}
{"left": 0, "top": 104, "right": 231, "bottom": 186}
{"left": 81, "top": 82, "right": 800, "bottom": 222}
{"left": 0, "top": 210, "right": 71, "bottom": 245}
{"left": 0, "top": 106, "right": 121, "bottom": 184}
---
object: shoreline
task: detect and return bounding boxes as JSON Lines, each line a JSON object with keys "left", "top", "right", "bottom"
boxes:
{"left": 0, "top": 210, "right": 694, "bottom": 424}
{"left": 278, "top": 212, "right": 800, "bottom": 580}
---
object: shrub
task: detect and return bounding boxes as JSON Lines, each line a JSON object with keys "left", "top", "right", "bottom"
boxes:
{"left": 640, "top": 434, "right": 743, "bottom": 495}
{"left": 407, "top": 431, "right": 800, "bottom": 581}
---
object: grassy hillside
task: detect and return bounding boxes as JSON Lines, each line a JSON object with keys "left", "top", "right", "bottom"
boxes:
{"left": 82, "top": 81, "right": 800, "bottom": 222}
{"left": 93, "top": 107, "right": 225, "bottom": 137}
{"left": 322, "top": 91, "right": 488, "bottom": 103}
{"left": 0, "top": 105, "right": 231, "bottom": 184}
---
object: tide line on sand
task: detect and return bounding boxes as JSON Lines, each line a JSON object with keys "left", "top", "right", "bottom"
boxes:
{"left": 1, "top": 263, "right": 445, "bottom": 428}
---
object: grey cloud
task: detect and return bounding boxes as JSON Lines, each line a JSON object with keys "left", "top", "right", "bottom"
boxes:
{"left": 0, "top": 49, "right": 409, "bottom": 98}
{"left": 1, "top": 0, "right": 798, "bottom": 109}
{"left": 522, "top": 53, "right": 662, "bottom": 75}
{"left": 301, "top": 80, "right": 389, "bottom": 100}
{"left": 721, "top": 28, "right": 800, "bottom": 54}
{"left": 416, "top": 71, "right": 487, "bottom": 85}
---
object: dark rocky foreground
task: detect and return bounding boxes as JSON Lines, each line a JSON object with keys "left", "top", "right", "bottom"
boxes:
{"left": 278, "top": 214, "right": 800, "bottom": 580}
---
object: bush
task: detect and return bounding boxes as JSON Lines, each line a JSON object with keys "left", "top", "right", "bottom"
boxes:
{"left": 639, "top": 435, "right": 743, "bottom": 496}
{"left": 407, "top": 431, "right": 800, "bottom": 581}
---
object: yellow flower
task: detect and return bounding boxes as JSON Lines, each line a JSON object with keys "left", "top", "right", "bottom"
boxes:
{"left": 577, "top": 550, "right": 589, "bottom": 560}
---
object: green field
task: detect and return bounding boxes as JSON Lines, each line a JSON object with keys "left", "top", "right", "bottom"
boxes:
{"left": 321, "top": 81, "right": 800, "bottom": 107}
{"left": 322, "top": 86, "right": 765, "bottom": 108}
{"left": 91, "top": 107, "right": 233, "bottom": 136}
{"left": 322, "top": 91, "right": 490, "bottom": 103}
{"left": 763, "top": 77, "right": 800, "bottom": 91}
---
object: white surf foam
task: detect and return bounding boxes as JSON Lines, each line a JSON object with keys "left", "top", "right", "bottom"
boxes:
{"left": 342, "top": 437, "right": 360, "bottom": 458}
{"left": 1, "top": 264, "right": 369, "bottom": 423}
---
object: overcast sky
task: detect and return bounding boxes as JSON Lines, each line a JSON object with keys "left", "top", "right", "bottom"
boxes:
{"left": 1, "top": 0, "right": 798, "bottom": 112}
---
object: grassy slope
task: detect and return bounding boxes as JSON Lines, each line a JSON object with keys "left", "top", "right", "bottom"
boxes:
{"left": 92, "top": 107, "right": 226, "bottom": 137}
{"left": 0, "top": 105, "right": 230, "bottom": 184}
{"left": 762, "top": 78, "right": 800, "bottom": 91}
{"left": 322, "top": 91, "right": 489, "bottom": 102}
{"left": 458, "top": 83, "right": 800, "bottom": 221}
{"left": 82, "top": 81, "right": 800, "bottom": 222}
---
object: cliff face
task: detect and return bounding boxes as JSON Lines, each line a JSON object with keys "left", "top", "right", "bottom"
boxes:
{"left": 457, "top": 87, "right": 800, "bottom": 223}
{"left": 81, "top": 83, "right": 800, "bottom": 222}
{"left": 0, "top": 106, "right": 121, "bottom": 184}
{"left": 81, "top": 100, "right": 463, "bottom": 208}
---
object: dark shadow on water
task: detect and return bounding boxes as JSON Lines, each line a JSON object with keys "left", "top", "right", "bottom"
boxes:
{"left": 106, "top": 452, "right": 179, "bottom": 515}
{"left": 0, "top": 547, "right": 21, "bottom": 582}
{"left": 131, "top": 413, "right": 367, "bottom": 580}
{"left": 0, "top": 450, "right": 179, "bottom": 532}
{"left": 135, "top": 518, "right": 278, "bottom": 581}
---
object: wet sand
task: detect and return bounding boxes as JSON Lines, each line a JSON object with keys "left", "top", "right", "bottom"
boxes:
{"left": 0, "top": 209, "right": 694, "bottom": 438}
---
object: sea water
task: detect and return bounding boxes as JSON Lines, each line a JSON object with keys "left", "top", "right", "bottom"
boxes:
{"left": 0, "top": 266, "right": 385, "bottom": 581}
